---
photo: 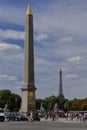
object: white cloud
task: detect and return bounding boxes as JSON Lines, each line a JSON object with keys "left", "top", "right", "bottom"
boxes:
{"left": 65, "top": 74, "right": 78, "bottom": 79}
{"left": 59, "top": 36, "right": 74, "bottom": 43}
{"left": 35, "top": 33, "right": 48, "bottom": 42}
{"left": 0, "top": 29, "right": 24, "bottom": 40}
{"left": 0, "top": 42, "right": 23, "bottom": 63}
{"left": 67, "top": 56, "right": 82, "bottom": 63}
{"left": 0, "top": 75, "right": 17, "bottom": 81}
{"left": 0, "top": 41, "right": 23, "bottom": 94}
{"left": 0, "top": 43, "right": 21, "bottom": 51}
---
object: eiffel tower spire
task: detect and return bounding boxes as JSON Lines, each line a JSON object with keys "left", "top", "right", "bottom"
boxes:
{"left": 58, "top": 68, "right": 64, "bottom": 98}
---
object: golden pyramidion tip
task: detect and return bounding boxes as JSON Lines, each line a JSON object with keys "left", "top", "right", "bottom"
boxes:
{"left": 26, "top": 5, "right": 32, "bottom": 15}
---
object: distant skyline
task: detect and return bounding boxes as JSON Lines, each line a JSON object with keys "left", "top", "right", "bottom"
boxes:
{"left": 0, "top": 0, "right": 87, "bottom": 99}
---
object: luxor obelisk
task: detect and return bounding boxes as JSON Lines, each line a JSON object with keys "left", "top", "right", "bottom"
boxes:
{"left": 21, "top": 5, "right": 36, "bottom": 114}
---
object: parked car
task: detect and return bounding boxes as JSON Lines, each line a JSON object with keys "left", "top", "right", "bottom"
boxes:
{"left": 6, "top": 113, "right": 21, "bottom": 121}
{"left": 19, "top": 114, "right": 28, "bottom": 121}
{"left": 6, "top": 113, "right": 28, "bottom": 121}
{"left": 0, "top": 108, "right": 5, "bottom": 122}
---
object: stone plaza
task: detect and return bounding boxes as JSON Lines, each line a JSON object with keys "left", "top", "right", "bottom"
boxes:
{"left": 0, "top": 119, "right": 87, "bottom": 130}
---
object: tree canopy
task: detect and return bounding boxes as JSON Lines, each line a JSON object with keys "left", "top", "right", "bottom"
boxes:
{"left": 0, "top": 89, "right": 21, "bottom": 112}
{"left": 36, "top": 96, "right": 87, "bottom": 112}
{"left": 0, "top": 89, "right": 87, "bottom": 112}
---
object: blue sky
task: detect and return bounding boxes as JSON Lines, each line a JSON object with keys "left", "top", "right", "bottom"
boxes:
{"left": 0, "top": 0, "right": 87, "bottom": 99}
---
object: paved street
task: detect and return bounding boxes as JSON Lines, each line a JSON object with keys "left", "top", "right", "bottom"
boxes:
{"left": 0, "top": 121, "right": 87, "bottom": 130}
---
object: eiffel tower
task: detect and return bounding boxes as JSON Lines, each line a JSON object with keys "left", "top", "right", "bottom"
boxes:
{"left": 58, "top": 69, "right": 64, "bottom": 98}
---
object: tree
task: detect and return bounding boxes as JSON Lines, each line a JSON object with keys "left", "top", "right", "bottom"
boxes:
{"left": 8, "top": 93, "right": 21, "bottom": 112}
{"left": 57, "top": 97, "right": 67, "bottom": 111}
{"left": 0, "top": 89, "right": 21, "bottom": 112}
{"left": 64, "top": 100, "right": 72, "bottom": 112}
{"left": 0, "top": 89, "right": 11, "bottom": 108}
{"left": 42, "top": 98, "right": 49, "bottom": 111}
{"left": 81, "top": 98, "right": 87, "bottom": 110}
{"left": 36, "top": 99, "right": 42, "bottom": 110}
{"left": 70, "top": 98, "right": 81, "bottom": 111}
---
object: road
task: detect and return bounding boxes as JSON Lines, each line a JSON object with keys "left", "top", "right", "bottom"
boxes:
{"left": 0, "top": 121, "right": 87, "bottom": 130}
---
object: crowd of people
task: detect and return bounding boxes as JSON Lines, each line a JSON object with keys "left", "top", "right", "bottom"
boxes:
{"left": 27, "top": 110, "right": 87, "bottom": 123}
{"left": 65, "top": 111, "right": 87, "bottom": 122}
{"left": 38, "top": 110, "right": 87, "bottom": 122}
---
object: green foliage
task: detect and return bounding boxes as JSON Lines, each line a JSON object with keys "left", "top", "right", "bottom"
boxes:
{"left": 36, "top": 99, "right": 42, "bottom": 110}
{"left": 42, "top": 99, "right": 49, "bottom": 111}
{"left": 0, "top": 89, "right": 21, "bottom": 112}
{"left": 8, "top": 93, "right": 21, "bottom": 112}
{"left": 1, "top": 89, "right": 86, "bottom": 112}
{"left": 64, "top": 100, "right": 72, "bottom": 112}
{"left": 0, "top": 89, "right": 11, "bottom": 108}
{"left": 39, "top": 95, "right": 65, "bottom": 111}
{"left": 36, "top": 96, "right": 87, "bottom": 112}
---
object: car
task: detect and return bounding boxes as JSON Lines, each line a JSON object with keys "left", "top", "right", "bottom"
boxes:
{"left": 6, "top": 113, "right": 28, "bottom": 121}
{"left": 0, "top": 108, "right": 5, "bottom": 122}
{"left": 19, "top": 114, "right": 28, "bottom": 121}
{"left": 6, "top": 113, "right": 21, "bottom": 121}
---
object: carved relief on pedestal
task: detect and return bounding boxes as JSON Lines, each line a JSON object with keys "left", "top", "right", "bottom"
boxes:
{"left": 28, "top": 91, "right": 35, "bottom": 105}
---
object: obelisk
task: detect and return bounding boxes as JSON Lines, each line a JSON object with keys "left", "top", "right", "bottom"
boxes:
{"left": 21, "top": 5, "right": 36, "bottom": 114}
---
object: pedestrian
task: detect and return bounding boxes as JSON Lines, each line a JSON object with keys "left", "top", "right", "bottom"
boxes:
{"left": 29, "top": 111, "right": 33, "bottom": 121}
